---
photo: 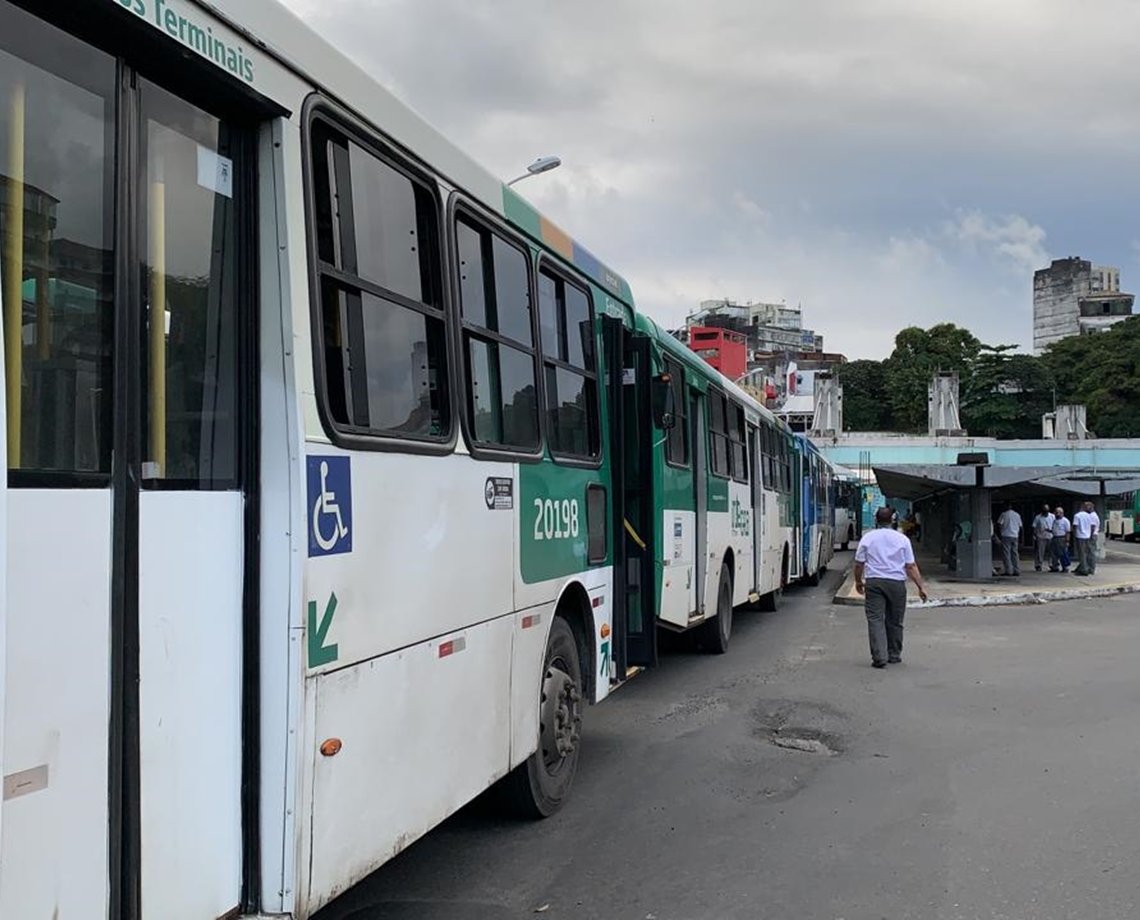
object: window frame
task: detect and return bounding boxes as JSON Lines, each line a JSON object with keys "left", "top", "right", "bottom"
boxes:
{"left": 448, "top": 196, "right": 544, "bottom": 462}
{"left": 729, "top": 401, "right": 748, "bottom": 484}
{"left": 302, "top": 97, "right": 458, "bottom": 456}
{"left": 535, "top": 254, "right": 602, "bottom": 468}
{"left": 708, "top": 386, "right": 731, "bottom": 479}
{"left": 663, "top": 356, "right": 689, "bottom": 469}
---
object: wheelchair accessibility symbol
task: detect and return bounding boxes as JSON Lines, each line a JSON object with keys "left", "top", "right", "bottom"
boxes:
{"left": 307, "top": 455, "right": 353, "bottom": 557}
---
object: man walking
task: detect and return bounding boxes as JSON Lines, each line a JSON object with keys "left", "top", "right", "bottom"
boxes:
{"left": 1032, "top": 504, "right": 1054, "bottom": 572}
{"left": 997, "top": 502, "right": 1023, "bottom": 576}
{"left": 1073, "top": 501, "right": 1100, "bottom": 576}
{"left": 854, "top": 507, "right": 929, "bottom": 668}
{"left": 1050, "top": 506, "right": 1071, "bottom": 572}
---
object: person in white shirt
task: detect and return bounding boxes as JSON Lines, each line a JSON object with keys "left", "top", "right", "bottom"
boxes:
{"left": 854, "top": 507, "right": 929, "bottom": 668}
{"left": 996, "top": 503, "right": 1023, "bottom": 576}
{"left": 1031, "top": 505, "right": 1054, "bottom": 572}
{"left": 1050, "top": 506, "right": 1071, "bottom": 572}
{"left": 1072, "top": 501, "right": 1100, "bottom": 576}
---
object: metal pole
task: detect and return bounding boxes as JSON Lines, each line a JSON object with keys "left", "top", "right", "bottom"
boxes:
{"left": 4, "top": 82, "right": 25, "bottom": 467}
{"left": 149, "top": 172, "right": 166, "bottom": 476}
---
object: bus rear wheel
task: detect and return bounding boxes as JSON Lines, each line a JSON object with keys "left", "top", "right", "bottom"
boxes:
{"left": 502, "top": 616, "right": 583, "bottom": 818}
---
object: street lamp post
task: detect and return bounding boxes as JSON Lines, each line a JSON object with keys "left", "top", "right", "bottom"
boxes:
{"left": 506, "top": 155, "right": 562, "bottom": 187}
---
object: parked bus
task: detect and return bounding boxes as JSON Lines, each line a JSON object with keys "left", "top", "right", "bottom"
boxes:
{"left": 1107, "top": 492, "right": 1139, "bottom": 541}
{"left": 832, "top": 474, "right": 862, "bottom": 550}
{"left": 0, "top": 3, "right": 815, "bottom": 918}
{"left": 794, "top": 435, "right": 835, "bottom": 585}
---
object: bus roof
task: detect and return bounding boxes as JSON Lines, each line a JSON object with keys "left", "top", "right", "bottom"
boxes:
{"left": 195, "top": 0, "right": 632, "bottom": 302}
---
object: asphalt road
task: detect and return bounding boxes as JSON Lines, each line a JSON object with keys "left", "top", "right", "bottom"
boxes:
{"left": 316, "top": 556, "right": 1140, "bottom": 920}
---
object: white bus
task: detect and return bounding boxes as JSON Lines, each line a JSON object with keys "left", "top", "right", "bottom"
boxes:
{"left": 0, "top": 2, "right": 809, "bottom": 917}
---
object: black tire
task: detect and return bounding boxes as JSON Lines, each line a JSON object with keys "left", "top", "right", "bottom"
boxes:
{"left": 501, "top": 616, "right": 584, "bottom": 818}
{"left": 701, "top": 564, "right": 733, "bottom": 654}
{"left": 760, "top": 547, "right": 789, "bottom": 611}
{"left": 758, "top": 585, "right": 781, "bottom": 612}
{"left": 805, "top": 538, "right": 825, "bottom": 586}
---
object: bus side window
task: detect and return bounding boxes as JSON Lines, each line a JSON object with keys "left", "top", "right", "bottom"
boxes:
{"left": 708, "top": 389, "right": 730, "bottom": 477}
{"left": 538, "top": 268, "right": 599, "bottom": 461}
{"left": 729, "top": 403, "right": 747, "bottom": 482}
{"left": 664, "top": 358, "right": 688, "bottom": 467}
{"left": 455, "top": 214, "right": 540, "bottom": 453}
{"left": 309, "top": 119, "right": 451, "bottom": 445}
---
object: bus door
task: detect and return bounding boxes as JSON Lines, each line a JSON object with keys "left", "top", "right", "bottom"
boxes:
{"left": 1, "top": 12, "right": 256, "bottom": 918}
{"left": 789, "top": 445, "right": 804, "bottom": 580}
{"left": 692, "top": 391, "right": 708, "bottom": 616}
{"left": 602, "top": 318, "right": 657, "bottom": 671}
{"left": 749, "top": 424, "right": 761, "bottom": 594}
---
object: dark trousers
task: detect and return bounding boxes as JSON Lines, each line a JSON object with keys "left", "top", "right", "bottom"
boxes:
{"left": 1050, "top": 536, "right": 1069, "bottom": 570}
{"left": 1074, "top": 538, "right": 1096, "bottom": 575}
{"left": 865, "top": 578, "right": 907, "bottom": 664}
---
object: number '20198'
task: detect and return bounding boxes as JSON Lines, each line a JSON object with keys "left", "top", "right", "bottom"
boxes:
{"left": 533, "top": 498, "right": 580, "bottom": 541}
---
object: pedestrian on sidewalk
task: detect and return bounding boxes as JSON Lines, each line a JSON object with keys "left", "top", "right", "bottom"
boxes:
{"left": 1073, "top": 501, "right": 1100, "bottom": 576}
{"left": 1032, "top": 504, "right": 1055, "bottom": 572}
{"left": 854, "top": 507, "right": 929, "bottom": 669}
{"left": 996, "top": 502, "right": 1023, "bottom": 576}
{"left": 1050, "top": 506, "right": 1071, "bottom": 572}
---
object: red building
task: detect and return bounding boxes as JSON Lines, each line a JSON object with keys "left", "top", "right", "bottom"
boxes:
{"left": 687, "top": 325, "right": 747, "bottom": 380}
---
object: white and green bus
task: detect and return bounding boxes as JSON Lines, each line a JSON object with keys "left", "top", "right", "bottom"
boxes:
{"left": 0, "top": 2, "right": 801, "bottom": 917}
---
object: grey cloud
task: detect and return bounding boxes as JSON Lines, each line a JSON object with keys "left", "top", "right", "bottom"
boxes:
{"left": 280, "top": 0, "right": 1140, "bottom": 358}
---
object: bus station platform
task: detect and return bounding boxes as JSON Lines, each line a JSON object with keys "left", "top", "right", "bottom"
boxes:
{"left": 832, "top": 549, "right": 1140, "bottom": 609}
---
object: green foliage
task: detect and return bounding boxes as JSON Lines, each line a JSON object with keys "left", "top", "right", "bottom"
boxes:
{"left": 961, "top": 345, "right": 1055, "bottom": 439}
{"left": 882, "top": 324, "right": 983, "bottom": 432}
{"left": 836, "top": 359, "right": 891, "bottom": 430}
{"left": 1041, "top": 316, "right": 1140, "bottom": 437}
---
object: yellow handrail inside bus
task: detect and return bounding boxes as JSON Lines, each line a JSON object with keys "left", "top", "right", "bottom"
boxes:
{"left": 4, "top": 81, "right": 25, "bottom": 467}
{"left": 623, "top": 518, "right": 647, "bottom": 551}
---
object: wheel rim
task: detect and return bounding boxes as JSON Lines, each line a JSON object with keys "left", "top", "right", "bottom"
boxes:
{"left": 539, "top": 656, "right": 582, "bottom": 774}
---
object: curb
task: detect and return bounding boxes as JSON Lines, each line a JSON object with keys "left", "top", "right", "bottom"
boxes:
{"left": 833, "top": 580, "right": 1140, "bottom": 609}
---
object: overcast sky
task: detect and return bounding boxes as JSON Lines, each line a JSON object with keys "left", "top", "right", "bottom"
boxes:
{"left": 279, "top": 0, "right": 1140, "bottom": 359}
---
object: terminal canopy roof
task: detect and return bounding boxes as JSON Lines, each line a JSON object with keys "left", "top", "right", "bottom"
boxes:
{"left": 872, "top": 464, "right": 1140, "bottom": 503}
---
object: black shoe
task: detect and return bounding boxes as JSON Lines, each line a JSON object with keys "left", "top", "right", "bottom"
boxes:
{"left": 872, "top": 661, "right": 887, "bottom": 669}
{"left": 888, "top": 657, "right": 902, "bottom": 664}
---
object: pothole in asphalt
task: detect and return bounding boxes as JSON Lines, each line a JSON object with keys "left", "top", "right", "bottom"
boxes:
{"left": 751, "top": 699, "right": 847, "bottom": 756}
{"left": 769, "top": 726, "right": 840, "bottom": 755}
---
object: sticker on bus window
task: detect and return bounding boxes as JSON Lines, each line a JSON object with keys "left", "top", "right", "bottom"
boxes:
{"left": 308, "top": 456, "right": 352, "bottom": 557}
{"left": 197, "top": 145, "right": 234, "bottom": 199}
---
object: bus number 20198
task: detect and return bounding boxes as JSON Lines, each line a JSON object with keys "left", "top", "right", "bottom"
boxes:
{"left": 533, "top": 498, "right": 580, "bottom": 541}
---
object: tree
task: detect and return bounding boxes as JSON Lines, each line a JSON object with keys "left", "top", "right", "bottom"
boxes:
{"left": 837, "top": 359, "right": 891, "bottom": 431}
{"left": 961, "top": 345, "right": 1055, "bottom": 439}
{"left": 883, "top": 324, "right": 983, "bottom": 432}
{"left": 1042, "top": 316, "right": 1140, "bottom": 437}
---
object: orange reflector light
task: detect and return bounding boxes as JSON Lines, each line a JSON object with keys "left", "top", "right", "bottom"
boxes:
{"left": 320, "top": 738, "right": 342, "bottom": 757}
{"left": 600, "top": 623, "right": 611, "bottom": 639}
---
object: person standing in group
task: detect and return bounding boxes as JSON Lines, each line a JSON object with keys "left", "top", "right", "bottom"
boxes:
{"left": 1072, "top": 501, "right": 1100, "bottom": 576}
{"left": 854, "top": 507, "right": 929, "bottom": 669}
{"left": 1032, "top": 504, "right": 1054, "bottom": 572}
{"left": 1050, "top": 506, "right": 1071, "bottom": 572}
{"left": 996, "top": 502, "right": 1023, "bottom": 576}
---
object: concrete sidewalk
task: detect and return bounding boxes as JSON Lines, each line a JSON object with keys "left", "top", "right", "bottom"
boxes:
{"left": 833, "top": 548, "right": 1140, "bottom": 608}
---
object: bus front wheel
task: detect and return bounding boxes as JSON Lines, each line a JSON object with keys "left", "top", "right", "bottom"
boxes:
{"left": 503, "top": 616, "right": 583, "bottom": 818}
